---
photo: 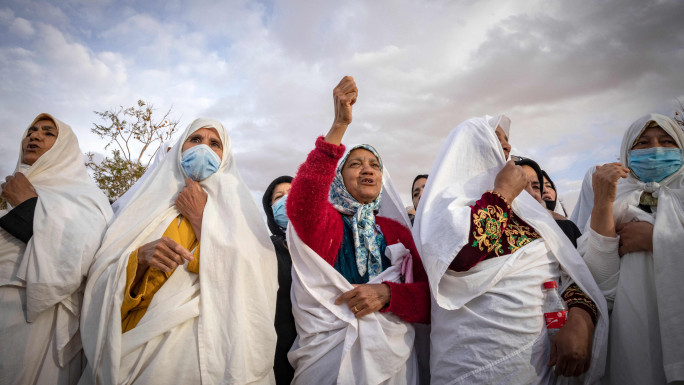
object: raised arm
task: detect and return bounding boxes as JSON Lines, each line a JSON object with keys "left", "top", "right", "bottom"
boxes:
{"left": 288, "top": 76, "right": 358, "bottom": 263}
{"left": 581, "top": 163, "right": 628, "bottom": 284}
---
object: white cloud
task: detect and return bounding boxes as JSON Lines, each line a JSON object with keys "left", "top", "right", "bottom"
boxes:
{"left": 1, "top": 0, "right": 683, "bottom": 213}
{"left": 9, "top": 17, "right": 34, "bottom": 37}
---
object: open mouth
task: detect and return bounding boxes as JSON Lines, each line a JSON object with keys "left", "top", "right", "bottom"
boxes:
{"left": 360, "top": 178, "right": 374, "bottom": 185}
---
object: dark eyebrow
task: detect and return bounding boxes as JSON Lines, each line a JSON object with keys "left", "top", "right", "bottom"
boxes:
{"left": 41, "top": 126, "right": 56, "bottom": 131}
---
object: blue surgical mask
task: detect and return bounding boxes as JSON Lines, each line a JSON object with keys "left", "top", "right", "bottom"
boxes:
{"left": 628, "top": 147, "right": 683, "bottom": 183}
{"left": 272, "top": 195, "right": 289, "bottom": 229}
{"left": 181, "top": 144, "right": 221, "bottom": 181}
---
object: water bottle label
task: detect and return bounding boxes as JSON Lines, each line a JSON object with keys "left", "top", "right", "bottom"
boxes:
{"left": 544, "top": 310, "right": 567, "bottom": 329}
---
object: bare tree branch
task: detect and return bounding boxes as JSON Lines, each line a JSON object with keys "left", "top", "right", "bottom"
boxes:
{"left": 87, "top": 100, "right": 179, "bottom": 200}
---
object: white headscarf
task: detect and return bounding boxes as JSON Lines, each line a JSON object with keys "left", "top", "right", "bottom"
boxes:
{"left": 413, "top": 116, "right": 608, "bottom": 383}
{"left": 0, "top": 113, "right": 112, "bottom": 365}
{"left": 613, "top": 113, "right": 684, "bottom": 382}
{"left": 80, "top": 118, "right": 278, "bottom": 384}
{"left": 487, "top": 114, "right": 511, "bottom": 137}
{"left": 111, "top": 139, "right": 176, "bottom": 216}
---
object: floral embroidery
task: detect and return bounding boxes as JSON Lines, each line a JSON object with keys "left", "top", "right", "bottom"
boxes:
{"left": 504, "top": 220, "right": 540, "bottom": 253}
{"left": 472, "top": 205, "right": 507, "bottom": 257}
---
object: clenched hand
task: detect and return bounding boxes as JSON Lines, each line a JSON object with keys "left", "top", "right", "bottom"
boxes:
{"left": 335, "top": 283, "right": 390, "bottom": 318}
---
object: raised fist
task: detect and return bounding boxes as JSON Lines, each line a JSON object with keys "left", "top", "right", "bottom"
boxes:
{"left": 592, "top": 162, "right": 629, "bottom": 207}
{"left": 332, "top": 76, "right": 358, "bottom": 127}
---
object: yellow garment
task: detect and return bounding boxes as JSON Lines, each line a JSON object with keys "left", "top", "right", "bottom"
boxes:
{"left": 121, "top": 216, "right": 200, "bottom": 333}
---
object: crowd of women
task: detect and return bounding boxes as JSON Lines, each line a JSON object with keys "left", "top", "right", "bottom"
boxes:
{"left": 0, "top": 76, "right": 682, "bottom": 385}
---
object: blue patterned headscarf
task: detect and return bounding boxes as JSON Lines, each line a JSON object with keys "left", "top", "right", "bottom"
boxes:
{"left": 329, "top": 144, "right": 384, "bottom": 278}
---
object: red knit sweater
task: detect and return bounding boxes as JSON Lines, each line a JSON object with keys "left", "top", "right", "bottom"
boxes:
{"left": 289, "top": 136, "right": 430, "bottom": 324}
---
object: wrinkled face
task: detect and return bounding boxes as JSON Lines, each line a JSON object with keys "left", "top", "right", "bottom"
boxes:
{"left": 341, "top": 148, "right": 382, "bottom": 204}
{"left": 521, "top": 165, "right": 543, "bottom": 204}
{"left": 542, "top": 176, "right": 556, "bottom": 202}
{"left": 495, "top": 125, "right": 511, "bottom": 160}
{"left": 412, "top": 177, "right": 427, "bottom": 210}
{"left": 21, "top": 119, "right": 58, "bottom": 165}
{"left": 631, "top": 125, "right": 679, "bottom": 150}
{"left": 271, "top": 182, "right": 291, "bottom": 205}
{"left": 182, "top": 127, "right": 223, "bottom": 160}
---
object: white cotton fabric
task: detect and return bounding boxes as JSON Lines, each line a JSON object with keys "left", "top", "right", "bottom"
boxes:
{"left": 579, "top": 113, "right": 684, "bottom": 384}
{"left": 111, "top": 140, "right": 176, "bottom": 216}
{"left": 287, "top": 155, "right": 418, "bottom": 385}
{"left": 79, "top": 118, "right": 278, "bottom": 385}
{"left": 0, "top": 113, "right": 112, "bottom": 385}
{"left": 570, "top": 166, "right": 597, "bottom": 230}
{"left": 487, "top": 114, "right": 511, "bottom": 137}
{"left": 412, "top": 116, "right": 609, "bottom": 384}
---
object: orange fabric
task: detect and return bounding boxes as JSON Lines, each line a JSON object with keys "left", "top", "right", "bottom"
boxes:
{"left": 121, "top": 216, "right": 200, "bottom": 332}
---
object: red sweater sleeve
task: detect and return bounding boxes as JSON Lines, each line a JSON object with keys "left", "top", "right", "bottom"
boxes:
{"left": 288, "top": 136, "right": 346, "bottom": 264}
{"left": 377, "top": 217, "right": 431, "bottom": 324}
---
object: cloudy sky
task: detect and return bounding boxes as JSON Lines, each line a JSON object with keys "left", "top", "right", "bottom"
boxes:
{"left": 1, "top": 0, "right": 683, "bottom": 212}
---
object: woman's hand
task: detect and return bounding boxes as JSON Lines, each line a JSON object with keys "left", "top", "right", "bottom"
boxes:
{"left": 548, "top": 307, "right": 595, "bottom": 377}
{"left": 617, "top": 221, "right": 654, "bottom": 256}
{"left": 131, "top": 236, "right": 194, "bottom": 296}
{"left": 325, "top": 76, "right": 358, "bottom": 146}
{"left": 592, "top": 163, "right": 629, "bottom": 207}
{"left": 1, "top": 173, "right": 38, "bottom": 207}
{"left": 175, "top": 178, "right": 207, "bottom": 240}
{"left": 138, "top": 236, "right": 194, "bottom": 273}
{"left": 335, "top": 283, "right": 390, "bottom": 318}
{"left": 493, "top": 160, "right": 527, "bottom": 203}
{"left": 590, "top": 163, "right": 629, "bottom": 237}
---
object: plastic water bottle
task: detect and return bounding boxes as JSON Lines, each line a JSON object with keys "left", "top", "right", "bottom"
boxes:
{"left": 542, "top": 280, "right": 567, "bottom": 337}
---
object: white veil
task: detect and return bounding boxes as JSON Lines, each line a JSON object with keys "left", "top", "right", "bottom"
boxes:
{"left": 80, "top": 118, "right": 277, "bottom": 384}
{"left": 413, "top": 116, "right": 609, "bottom": 383}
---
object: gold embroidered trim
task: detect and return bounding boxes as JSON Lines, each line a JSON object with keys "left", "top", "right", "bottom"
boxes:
{"left": 472, "top": 204, "right": 507, "bottom": 257}
{"left": 504, "top": 219, "right": 540, "bottom": 253}
{"left": 487, "top": 190, "right": 511, "bottom": 209}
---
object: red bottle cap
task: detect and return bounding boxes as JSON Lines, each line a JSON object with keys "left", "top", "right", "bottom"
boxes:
{"left": 544, "top": 281, "right": 557, "bottom": 289}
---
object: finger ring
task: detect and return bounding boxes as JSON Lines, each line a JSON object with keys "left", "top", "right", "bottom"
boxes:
{"left": 353, "top": 306, "right": 359, "bottom": 313}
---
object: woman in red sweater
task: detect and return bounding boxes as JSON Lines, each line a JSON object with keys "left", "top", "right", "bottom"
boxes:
{"left": 286, "top": 76, "right": 429, "bottom": 384}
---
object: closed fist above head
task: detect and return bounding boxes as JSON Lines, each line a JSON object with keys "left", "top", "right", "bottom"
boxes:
{"left": 332, "top": 76, "right": 358, "bottom": 127}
